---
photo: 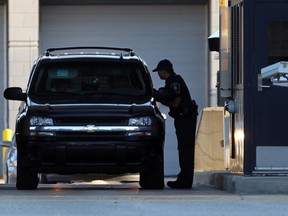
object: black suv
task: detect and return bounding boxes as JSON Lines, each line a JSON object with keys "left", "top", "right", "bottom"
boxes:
{"left": 4, "top": 47, "right": 166, "bottom": 190}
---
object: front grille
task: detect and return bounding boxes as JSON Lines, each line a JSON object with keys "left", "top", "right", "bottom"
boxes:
{"left": 55, "top": 117, "right": 127, "bottom": 126}
{"left": 57, "top": 131, "right": 125, "bottom": 136}
{"left": 56, "top": 131, "right": 127, "bottom": 138}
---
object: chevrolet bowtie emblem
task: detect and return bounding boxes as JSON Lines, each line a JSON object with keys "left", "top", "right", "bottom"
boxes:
{"left": 85, "top": 125, "right": 98, "bottom": 133}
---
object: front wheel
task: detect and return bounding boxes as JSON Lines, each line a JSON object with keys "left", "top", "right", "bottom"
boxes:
{"left": 16, "top": 162, "right": 39, "bottom": 190}
{"left": 139, "top": 153, "right": 164, "bottom": 189}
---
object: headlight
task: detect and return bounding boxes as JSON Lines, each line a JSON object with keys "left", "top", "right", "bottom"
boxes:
{"left": 30, "top": 116, "right": 54, "bottom": 126}
{"left": 128, "top": 116, "right": 152, "bottom": 126}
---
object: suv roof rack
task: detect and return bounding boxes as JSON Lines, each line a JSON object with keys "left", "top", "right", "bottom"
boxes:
{"left": 45, "top": 46, "right": 135, "bottom": 57}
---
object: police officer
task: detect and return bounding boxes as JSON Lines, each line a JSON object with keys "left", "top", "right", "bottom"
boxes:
{"left": 153, "top": 59, "right": 198, "bottom": 189}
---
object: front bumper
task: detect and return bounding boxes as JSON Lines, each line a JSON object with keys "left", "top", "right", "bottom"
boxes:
{"left": 24, "top": 139, "right": 162, "bottom": 174}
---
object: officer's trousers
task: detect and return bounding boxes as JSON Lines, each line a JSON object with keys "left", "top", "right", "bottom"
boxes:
{"left": 174, "top": 116, "right": 197, "bottom": 185}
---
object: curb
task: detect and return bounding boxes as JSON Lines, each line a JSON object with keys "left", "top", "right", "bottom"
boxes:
{"left": 194, "top": 171, "right": 288, "bottom": 194}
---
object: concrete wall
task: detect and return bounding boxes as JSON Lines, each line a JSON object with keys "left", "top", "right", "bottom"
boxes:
{"left": 8, "top": 0, "right": 39, "bottom": 129}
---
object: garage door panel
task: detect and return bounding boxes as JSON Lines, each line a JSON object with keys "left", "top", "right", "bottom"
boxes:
{"left": 41, "top": 6, "right": 204, "bottom": 48}
{"left": 0, "top": 5, "right": 5, "bottom": 132}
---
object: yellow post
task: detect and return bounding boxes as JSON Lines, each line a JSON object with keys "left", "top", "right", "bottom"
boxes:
{"left": 2, "top": 128, "right": 13, "bottom": 179}
{"left": 220, "top": 0, "right": 227, "bottom": 7}
{"left": 2, "top": 128, "right": 12, "bottom": 142}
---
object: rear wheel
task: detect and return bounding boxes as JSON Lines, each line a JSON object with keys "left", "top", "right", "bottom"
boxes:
{"left": 5, "top": 165, "right": 8, "bottom": 184}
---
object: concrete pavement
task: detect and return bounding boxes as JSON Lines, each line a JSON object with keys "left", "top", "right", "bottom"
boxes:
{"left": 2, "top": 172, "right": 288, "bottom": 194}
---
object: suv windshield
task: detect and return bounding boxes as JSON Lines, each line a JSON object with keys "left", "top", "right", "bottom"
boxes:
{"left": 29, "top": 60, "right": 151, "bottom": 99}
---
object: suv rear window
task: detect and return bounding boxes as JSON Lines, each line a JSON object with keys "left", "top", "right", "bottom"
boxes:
{"left": 29, "top": 60, "right": 150, "bottom": 97}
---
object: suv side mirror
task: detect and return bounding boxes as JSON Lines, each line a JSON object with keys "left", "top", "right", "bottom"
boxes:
{"left": 154, "top": 87, "right": 176, "bottom": 102}
{"left": 4, "top": 87, "right": 26, "bottom": 101}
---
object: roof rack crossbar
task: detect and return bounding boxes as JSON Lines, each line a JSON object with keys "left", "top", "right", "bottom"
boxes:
{"left": 45, "top": 46, "right": 134, "bottom": 57}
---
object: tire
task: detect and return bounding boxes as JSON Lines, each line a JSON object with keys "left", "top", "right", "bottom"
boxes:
{"left": 16, "top": 162, "right": 39, "bottom": 190}
{"left": 5, "top": 165, "right": 8, "bottom": 184}
{"left": 139, "top": 152, "right": 164, "bottom": 189}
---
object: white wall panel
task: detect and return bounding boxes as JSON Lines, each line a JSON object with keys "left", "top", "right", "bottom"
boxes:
{"left": 0, "top": 5, "right": 6, "bottom": 131}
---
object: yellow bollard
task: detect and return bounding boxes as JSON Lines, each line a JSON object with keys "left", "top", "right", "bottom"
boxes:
{"left": 2, "top": 128, "right": 12, "bottom": 142}
{"left": 1, "top": 128, "right": 13, "bottom": 179}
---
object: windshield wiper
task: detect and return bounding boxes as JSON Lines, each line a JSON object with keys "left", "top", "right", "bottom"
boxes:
{"left": 33, "top": 91, "right": 83, "bottom": 97}
{"left": 85, "top": 92, "right": 145, "bottom": 97}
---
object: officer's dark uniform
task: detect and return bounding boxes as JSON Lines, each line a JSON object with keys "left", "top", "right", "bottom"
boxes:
{"left": 165, "top": 73, "right": 198, "bottom": 187}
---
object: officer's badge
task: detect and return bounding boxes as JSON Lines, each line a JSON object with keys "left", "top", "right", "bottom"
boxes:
{"left": 170, "top": 82, "right": 180, "bottom": 94}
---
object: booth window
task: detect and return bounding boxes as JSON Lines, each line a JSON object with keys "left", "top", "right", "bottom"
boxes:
{"left": 268, "top": 21, "right": 288, "bottom": 64}
{"left": 231, "top": 3, "right": 243, "bottom": 86}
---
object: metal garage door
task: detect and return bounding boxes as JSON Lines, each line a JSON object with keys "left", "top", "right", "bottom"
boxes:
{"left": 40, "top": 5, "right": 208, "bottom": 175}
{"left": 0, "top": 4, "right": 6, "bottom": 177}
{"left": 0, "top": 5, "right": 6, "bottom": 132}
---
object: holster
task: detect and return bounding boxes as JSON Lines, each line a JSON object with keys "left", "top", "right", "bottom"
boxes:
{"left": 169, "top": 100, "right": 198, "bottom": 119}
